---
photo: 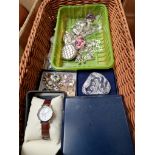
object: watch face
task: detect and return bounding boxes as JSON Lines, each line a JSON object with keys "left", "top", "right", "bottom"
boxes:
{"left": 38, "top": 105, "right": 53, "bottom": 122}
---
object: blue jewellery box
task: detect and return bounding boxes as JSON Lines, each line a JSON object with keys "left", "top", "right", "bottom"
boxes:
{"left": 62, "top": 95, "right": 134, "bottom": 155}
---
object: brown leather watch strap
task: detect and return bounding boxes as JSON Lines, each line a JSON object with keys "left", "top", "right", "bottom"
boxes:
{"left": 41, "top": 99, "right": 51, "bottom": 140}
{"left": 42, "top": 121, "right": 50, "bottom": 139}
{"left": 43, "top": 99, "right": 51, "bottom": 106}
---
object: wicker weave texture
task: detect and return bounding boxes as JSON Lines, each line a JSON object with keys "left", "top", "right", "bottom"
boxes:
{"left": 19, "top": 0, "right": 135, "bottom": 144}
{"left": 19, "top": 0, "right": 42, "bottom": 51}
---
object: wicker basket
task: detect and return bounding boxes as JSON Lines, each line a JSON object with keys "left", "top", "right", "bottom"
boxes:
{"left": 19, "top": 0, "right": 42, "bottom": 58}
{"left": 19, "top": 0, "right": 135, "bottom": 145}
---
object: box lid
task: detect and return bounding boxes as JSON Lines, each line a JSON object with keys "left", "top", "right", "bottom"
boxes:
{"left": 62, "top": 95, "right": 134, "bottom": 155}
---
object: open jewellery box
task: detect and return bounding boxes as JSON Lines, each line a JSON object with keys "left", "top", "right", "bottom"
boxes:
{"left": 23, "top": 91, "right": 66, "bottom": 155}
{"left": 37, "top": 70, "right": 77, "bottom": 96}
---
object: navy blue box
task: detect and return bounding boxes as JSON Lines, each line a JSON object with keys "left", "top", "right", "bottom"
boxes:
{"left": 62, "top": 95, "right": 134, "bottom": 155}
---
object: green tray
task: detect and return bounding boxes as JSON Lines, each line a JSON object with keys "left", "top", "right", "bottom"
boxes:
{"left": 51, "top": 4, "right": 114, "bottom": 70}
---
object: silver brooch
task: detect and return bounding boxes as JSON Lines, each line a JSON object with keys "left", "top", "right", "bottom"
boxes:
{"left": 73, "top": 25, "right": 83, "bottom": 35}
{"left": 50, "top": 74, "right": 61, "bottom": 83}
{"left": 82, "top": 72, "right": 111, "bottom": 95}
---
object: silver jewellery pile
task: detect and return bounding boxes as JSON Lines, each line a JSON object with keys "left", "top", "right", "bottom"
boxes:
{"left": 82, "top": 72, "right": 111, "bottom": 95}
{"left": 62, "top": 13, "right": 103, "bottom": 64}
{"left": 39, "top": 72, "right": 76, "bottom": 96}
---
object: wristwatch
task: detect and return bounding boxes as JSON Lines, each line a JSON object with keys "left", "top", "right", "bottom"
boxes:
{"left": 37, "top": 99, "right": 53, "bottom": 140}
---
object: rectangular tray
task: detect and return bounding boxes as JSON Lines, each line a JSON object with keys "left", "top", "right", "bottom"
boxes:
{"left": 51, "top": 4, "right": 114, "bottom": 70}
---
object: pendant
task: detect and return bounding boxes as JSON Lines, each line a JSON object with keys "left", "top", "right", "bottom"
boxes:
{"left": 62, "top": 44, "right": 77, "bottom": 60}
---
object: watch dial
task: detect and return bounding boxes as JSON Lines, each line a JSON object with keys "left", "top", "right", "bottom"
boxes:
{"left": 38, "top": 106, "right": 53, "bottom": 122}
